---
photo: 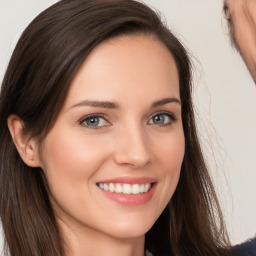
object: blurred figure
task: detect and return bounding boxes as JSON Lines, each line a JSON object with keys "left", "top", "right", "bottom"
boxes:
{"left": 224, "top": 1, "right": 256, "bottom": 255}
{"left": 223, "top": 0, "right": 256, "bottom": 83}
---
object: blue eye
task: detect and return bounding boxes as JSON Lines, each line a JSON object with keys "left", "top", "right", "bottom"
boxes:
{"left": 152, "top": 114, "right": 165, "bottom": 124}
{"left": 149, "top": 113, "right": 176, "bottom": 125}
{"left": 80, "top": 115, "right": 108, "bottom": 128}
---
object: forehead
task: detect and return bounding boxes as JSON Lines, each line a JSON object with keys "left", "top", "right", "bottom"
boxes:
{"left": 63, "top": 34, "right": 180, "bottom": 108}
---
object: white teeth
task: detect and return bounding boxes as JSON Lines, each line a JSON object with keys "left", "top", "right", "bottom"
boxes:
{"left": 103, "top": 184, "right": 109, "bottom": 191}
{"left": 145, "top": 183, "right": 150, "bottom": 191}
{"left": 140, "top": 184, "right": 145, "bottom": 193}
{"left": 132, "top": 184, "right": 140, "bottom": 194}
{"left": 109, "top": 183, "right": 115, "bottom": 192}
{"left": 123, "top": 184, "right": 132, "bottom": 194}
{"left": 98, "top": 183, "right": 152, "bottom": 194}
{"left": 115, "top": 183, "right": 122, "bottom": 193}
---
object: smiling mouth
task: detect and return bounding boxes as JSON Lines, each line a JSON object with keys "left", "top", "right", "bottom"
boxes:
{"left": 97, "top": 182, "right": 152, "bottom": 195}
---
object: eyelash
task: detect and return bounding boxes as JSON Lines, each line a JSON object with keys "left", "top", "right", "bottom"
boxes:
{"left": 79, "top": 111, "right": 177, "bottom": 129}
{"left": 149, "top": 111, "right": 177, "bottom": 126}
{"left": 79, "top": 114, "right": 110, "bottom": 129}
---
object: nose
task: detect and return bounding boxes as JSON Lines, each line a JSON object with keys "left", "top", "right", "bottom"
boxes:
{"left": 113, "top": 124, "right": 152, "bottom": 169}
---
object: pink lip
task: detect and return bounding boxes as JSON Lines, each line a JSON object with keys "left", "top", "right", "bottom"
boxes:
{"left": 97, "top": 176, "right": 157, "bottom": 184}
{"left": 96, "top": 176, "right": 157, "bottom": 206}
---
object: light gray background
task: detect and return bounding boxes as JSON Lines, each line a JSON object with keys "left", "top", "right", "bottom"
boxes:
{"left": 0, "top": 0, "right": 255, "bottom": 248}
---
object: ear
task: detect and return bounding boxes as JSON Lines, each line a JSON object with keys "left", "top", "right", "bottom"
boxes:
{"left": 7, "top": 114, "right": 41, "bottom": 167}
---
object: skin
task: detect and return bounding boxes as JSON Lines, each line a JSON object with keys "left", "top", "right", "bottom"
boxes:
{"left": 224, "top": 0, "right": 256, "bottom": 83}
{"left": 8, "top": 35, "right": 185, "bottom": 256}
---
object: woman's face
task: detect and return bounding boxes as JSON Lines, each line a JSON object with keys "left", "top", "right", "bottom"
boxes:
{"left": 39, "top": 35, "right": 185, "bottom": 240}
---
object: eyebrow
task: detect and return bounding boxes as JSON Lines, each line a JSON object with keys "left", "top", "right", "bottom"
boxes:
{"left": 70, "top": 100, "right": 119, "bottom": 109}
{"left": 151, "top": 97, "right": 181, "bottom": 108}
{"left": 70, "top": 97, "right": 181, "bottom": 110}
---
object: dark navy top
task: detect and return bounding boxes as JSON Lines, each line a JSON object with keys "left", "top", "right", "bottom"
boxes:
{"left": 233, "top": 237, "right": 256, "bottom": 256}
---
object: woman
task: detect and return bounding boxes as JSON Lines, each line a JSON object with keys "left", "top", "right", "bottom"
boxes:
{"left": 0, "top": 0, "right": 231, "bottom": 255}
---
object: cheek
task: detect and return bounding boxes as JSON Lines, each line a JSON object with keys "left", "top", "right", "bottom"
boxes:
{"left": 41, "top": 131, "right": 108, "bottom": 177}
{"left": 39, "top": 130, "right": 114, "bottom": 205}
{"left": 39, "top": 130, "right": 113, "bottom": 214}
{"left": 158, "top": 129, "right": 185, "bottom": 170}
{"left": 155, "top": 130, "right": 185, "bottom": 199}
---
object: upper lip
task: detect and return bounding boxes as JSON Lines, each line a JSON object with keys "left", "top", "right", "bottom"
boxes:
{"left": 97, "top": 176, "right": 157, "bottom": 184}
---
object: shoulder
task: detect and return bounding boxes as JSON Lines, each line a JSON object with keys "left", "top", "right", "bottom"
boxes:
{"left": 232, "top": 237, "right": 256, "bottom": 256}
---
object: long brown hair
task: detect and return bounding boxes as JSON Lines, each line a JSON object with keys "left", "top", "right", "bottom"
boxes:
{"left": 0, "top": 0, "right": 230, "bottom": 255}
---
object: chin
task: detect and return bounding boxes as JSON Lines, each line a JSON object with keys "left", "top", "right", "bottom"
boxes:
{"left": 104, "top": 218, "right": 155, "bottom": 239}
